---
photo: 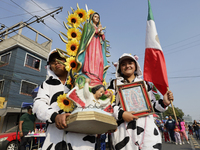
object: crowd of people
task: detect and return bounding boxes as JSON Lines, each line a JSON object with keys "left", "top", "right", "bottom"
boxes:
{"left": 31, "top": 12, "right": 175, "bottom": 150}
{"left": 155, "top": 116, "right": 200, "bottom": 146}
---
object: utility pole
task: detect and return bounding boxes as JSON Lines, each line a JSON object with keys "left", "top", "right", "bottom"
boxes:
{"left": 0, "top": 7, "right": 63, "bottom": 38}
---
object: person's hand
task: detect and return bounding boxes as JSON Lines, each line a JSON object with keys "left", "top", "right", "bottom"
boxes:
{"left": 98, "top": 24, "right": 104, "bottom": 35}
{"left": 85, "top": 78, "right": 91, "bottom": 83}
{"left": 19, "top": 132, "right": 23, "bottom": 137}
{"left": 55, "top": 113, "right": 71, "bottom": 129}
{"left": 163, "top": 90, "right": 174, "bottom": 106}
{"left": 98, "top": 24, "right": 102, "bottom": 32}
{"left": 105, "top": 90, "right": 112, "bottom": 98}
{"left": 122, "top": 111, "right": 138, "bottom": 122}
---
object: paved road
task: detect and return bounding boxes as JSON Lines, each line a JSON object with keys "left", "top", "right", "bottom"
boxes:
{"left": 162, "top": 134, "right": 200, "bottom": 150}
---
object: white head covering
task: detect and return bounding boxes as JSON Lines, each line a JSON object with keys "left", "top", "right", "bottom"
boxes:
{"left": 115, "top": 53, "right": 142, "bottom": 78}
{"left": 46, "top": 49, "right": 57, "bottom": 77}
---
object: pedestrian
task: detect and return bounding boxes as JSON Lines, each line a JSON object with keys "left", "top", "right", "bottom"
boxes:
{"left": 188, "top": 124, "right": 193, "bottom": 135}
{"left": 107, "top": 53, "right": 174, "bottom": 150}
{"left": 165, "top": 116, "right": 176, "bottom": 143}
{"left": 192, "top": 120, "right": 200, "bottom": 140}
{"left": 176, "top": 117, "right": 190, "bottom": 144}
{"left": 163, "top": 126, "right": 170, "bottom": 143}
{"left": 19, "top": 106, "right": 36, "bottom": 150}
{"left": 174, "top": 125, "right": 182, "bottom": 145}
{"left": 33, "top": 49, "right": 96, "bottom": 150}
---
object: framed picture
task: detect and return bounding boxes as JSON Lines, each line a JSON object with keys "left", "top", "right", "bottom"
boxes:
{"left": 117, "top": 81, "right": 154, "bottom": 117}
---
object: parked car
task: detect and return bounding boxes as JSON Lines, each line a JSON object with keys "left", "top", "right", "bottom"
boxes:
{"left": 0, "top": 122, "right": 46, "bottom": 150}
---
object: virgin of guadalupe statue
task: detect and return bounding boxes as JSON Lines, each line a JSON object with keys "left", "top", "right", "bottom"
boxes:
{"left": 75, "top": 12, "right": 109, "bottom": 87}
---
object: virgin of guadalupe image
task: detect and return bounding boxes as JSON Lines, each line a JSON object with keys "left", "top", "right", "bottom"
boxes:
{"left": 75, "top": 12, "right": 109, "bottom": 87}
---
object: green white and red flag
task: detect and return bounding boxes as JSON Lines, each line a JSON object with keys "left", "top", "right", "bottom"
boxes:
{"left": 143, "top": 0, "right": 169, "bottom": 95}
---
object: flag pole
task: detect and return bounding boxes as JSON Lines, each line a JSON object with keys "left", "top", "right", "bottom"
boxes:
{"left": 167, "top": 87, "right": 178, "bottom": 124}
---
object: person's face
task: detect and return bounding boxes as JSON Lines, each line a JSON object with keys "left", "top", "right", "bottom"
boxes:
{"left": 28, "top": 108, "right": 32, "bottom": 114}
{"left": 50, "top": 58, "right": 66, "bottom": 76}
{"left": 95, "top": 87, "right": 105, "bottom": 99}
{"left": 120, "top": 59, "right": 136, "bottom": 77}
{"left": 92, "top": 14, "right": 99, "bottom": 25}
{"left": 169, "top": 116, "right": 172, "bottom": 120}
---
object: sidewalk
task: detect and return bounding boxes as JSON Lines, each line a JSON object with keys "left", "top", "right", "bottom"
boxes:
{"left": 162, "top": 134, "right": 200, "bottom": 150}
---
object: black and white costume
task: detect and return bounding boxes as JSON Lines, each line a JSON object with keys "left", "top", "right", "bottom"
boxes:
{"left": 33, "top": 50, "right": 96, "bottom": 150}
{"left": 108, "top": 53, "right": 168, "bottom": 150}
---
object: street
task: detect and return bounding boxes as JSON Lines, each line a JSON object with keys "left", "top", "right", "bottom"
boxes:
{"left": 162, "top": 134, "right": 200, "bottom": 150}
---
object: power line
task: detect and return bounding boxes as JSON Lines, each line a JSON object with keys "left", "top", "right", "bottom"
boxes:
{"left": 9, "top": 0, "right": 62, "bottom": 36}
{"left": 30, "top": 0, "right": 65, "bottom": 29}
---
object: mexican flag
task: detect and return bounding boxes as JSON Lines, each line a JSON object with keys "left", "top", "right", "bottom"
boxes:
{"left": 143, "top": 0, "right": 168, "bottom": 95}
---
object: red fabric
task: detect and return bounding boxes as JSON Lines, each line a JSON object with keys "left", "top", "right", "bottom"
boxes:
{"left": 143, "top": 48, "right": 168, "bottom": 95}
{"left": 68, "top": 89, "right": 85, "bottom": 107}
{"left": 82, "top": 26, "right": 105, "bottom": 87}
{"left": 164, "top": 132, "right": 170, "bottom": 142}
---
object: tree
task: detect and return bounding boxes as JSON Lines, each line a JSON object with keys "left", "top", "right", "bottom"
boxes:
{"left": 163, "top": 106, "right": 184, "bottom": 120}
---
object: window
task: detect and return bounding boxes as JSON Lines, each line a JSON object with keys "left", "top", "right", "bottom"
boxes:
{"left": 25, "top": 54, "right": 41, "bottom": 70}
{"left": 0, "top": 80, "right": 4, "bottom": 94}
{"left": 0, "top": 52, "right": 11, "bottom": 65}
{"left": 20, "top": 80, "right": 37, "bottom": 96}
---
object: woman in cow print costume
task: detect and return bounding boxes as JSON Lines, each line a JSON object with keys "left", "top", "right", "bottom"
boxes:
{"left": 33, "top": 49, "right": 96, "bottom": 150}
{"left": 108, "top": 53, "right": 174, "bottom": 150}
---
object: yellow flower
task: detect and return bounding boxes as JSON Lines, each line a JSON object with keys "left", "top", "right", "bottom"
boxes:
{"left": 74, "top": 9, "right": 87, "bottom": 23}
{"left": 66, "top": 40, "right": 79, "bottom": 56}
{"left": 103, "top": 80, "right": 107, "bottom": 86}
{"left": 57, "top": 93, "right": 74, "bottom": 112}
{"left": 64, "top": 57, "right": 78, "bottom": 73}
{"left": 107, "top": 89, "right": 115, "bottom": 104}
{"left": 87, "top": 9, "right": 95, "bottom": 20}
{"left": 67, "top": 28, "right": 81, "bottom": 41}
{"left": 67, "top": 13, "right": 81, "bottom": 28}
{"left": 67, "top": 76, "right": 72, "bottom": 86}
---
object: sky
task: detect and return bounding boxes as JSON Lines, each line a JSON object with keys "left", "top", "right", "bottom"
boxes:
{"left": 0, "top": 0, "right": 200, "bottom": 121}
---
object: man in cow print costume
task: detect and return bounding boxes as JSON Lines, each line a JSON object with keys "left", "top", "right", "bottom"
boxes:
{"left": 33, "top": 49, "right": 96, "bottom": 150}
{"left": 108, "top": 53, "right": 174, "bottom": 150}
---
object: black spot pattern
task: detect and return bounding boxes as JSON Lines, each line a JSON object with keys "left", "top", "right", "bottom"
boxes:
{"left": 83, "top": 135, "right": 96, "bottom": 143}
{"left": 134, "top": 141, "right": 139, "bottom": 146}
{"left": 127, "top": 120, "right": 136, "bottom": 130}
{"left": 46, "top": 143, "right": 53, "bottom": 150}
{"left": 46, "top": 94, "right": 50, "bottom": 98}
{"left": 55, "top": 140, "right": 67, "bottom": 150}
{"left": 154, "top": 128, "right": 159, "bottom": 135}
{"left": 137, "top": 126, "right": 144, "bottom": 135}
{"left": 46, "top": 76, "right": 61, "bottom": 85}
{"left": 115, "top": 136, "right": 129, "bottom": 150}
{"left": 41, "top": 83, "right": 43, "bottom": 89}
{"left": 153, "top": 143, "right": 162, "bottom": 150}
{"left": 58, "top": 110, "right": 64, "bottom": 114}
{"left": 50, "top": 91, "right": 63, "bottom": 104}
{"left": 117, "top": 119, "right": 124, "bottom": 126}
{"left": 68, "top": 143, "right": 73, "bottom": 150}
{"left": 34, "top": 98, "right": 40, "bottom": 101}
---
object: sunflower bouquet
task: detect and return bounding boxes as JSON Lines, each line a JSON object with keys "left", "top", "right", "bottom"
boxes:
{"left": 57, "top": 4, "right": 97, "bottom": 87}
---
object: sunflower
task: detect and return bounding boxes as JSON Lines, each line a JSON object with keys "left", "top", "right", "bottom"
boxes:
{"left": 57, "top": 93, "right": 74, "bottom": 112}
{"left": 66, "top": 39, "right": 79, "bottom": 56}
{"left": 87, "top": 9, "right": 95, "bottom": 20}
{"left": 67, "top": 28, "right": 81, "bottom": 41}
{"left": 74, "top": 9, "right": 87, "bottom": 23}
{"left": 103, "top": 80, "right": 107, "bottom": 86}
{"left": 67, "top": 76, "right": 72, "bottom": 86}
{"left": 106, "top": 89, "right": 115, "bottom": 104}
{"left": 67, "top": 13, "right": 81, "bottom": 28}
{"left": 65, "top": 57, "right": 78, "bottom": 73}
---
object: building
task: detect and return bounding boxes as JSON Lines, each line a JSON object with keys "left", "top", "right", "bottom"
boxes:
{"left": 0, "top": 22, "right": 52, "bottom": 132}
{"left": 183, "top": 115, "right": 193, "bottom": 125}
